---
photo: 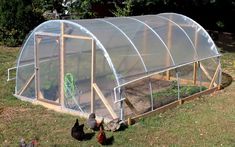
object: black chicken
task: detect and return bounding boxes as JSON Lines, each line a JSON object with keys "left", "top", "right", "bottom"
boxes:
{"left": 71, "top": 119, "right": 85, "bottom": 141}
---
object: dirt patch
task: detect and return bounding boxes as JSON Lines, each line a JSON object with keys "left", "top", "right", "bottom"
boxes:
{"left": 123, "top": 78, "right": 173, "bottom": 116}
{"left": 0, "top": 107, "right": 29, "bottom": 123}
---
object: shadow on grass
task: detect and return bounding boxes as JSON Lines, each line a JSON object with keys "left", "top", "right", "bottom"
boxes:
{"left": 221, "top": 72, "right": 233, "bottom": 89}
{"left": 83, "top": 132, "right": 95, "bottom": 141}
{"left": 105, "top": 136, "right": 115, "bottom": 146}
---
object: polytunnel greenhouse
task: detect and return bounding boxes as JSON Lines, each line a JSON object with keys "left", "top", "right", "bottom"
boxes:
{"left": 10, "top": 13, "right": 222, "bottom": 121}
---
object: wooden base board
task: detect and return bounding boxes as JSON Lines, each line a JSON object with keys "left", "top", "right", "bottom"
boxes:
{"left": 14, "top": 84, "right": 219, "bottom": 125}
{"left": 126, "top": 87, "right": 218, "bottom": 123}
{"left": 13, "top": 94, "right": 112, "bottom": 123}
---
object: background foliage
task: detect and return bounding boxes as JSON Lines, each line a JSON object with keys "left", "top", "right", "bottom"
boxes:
{"left": 0, "top": 0, "right": 234, "bottom": 47}
{"left": 0, "top": 0, "right": 44, "bottom": 47}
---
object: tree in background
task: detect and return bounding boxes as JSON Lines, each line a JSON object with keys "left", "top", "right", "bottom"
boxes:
{"left": 33, "top": 0, "right": 66, "bottom": 19}
{"left": 112, "top": 0, "right": 133, "bottom": 16}
{"left": 1, "top": 0, "right": 234, "bottom": 47}
{"left": 113, "top": 0, "right": 235, "bottom": 33}
{"left": 0, "top": 0, "right": 44, "bottom": 47}
{"left": 67, "top": 0, "right": 103, "bottom": 19}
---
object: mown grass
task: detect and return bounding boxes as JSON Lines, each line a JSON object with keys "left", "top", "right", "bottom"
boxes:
{"left": 0, "top": 44, "right": 235, "bottom": 146}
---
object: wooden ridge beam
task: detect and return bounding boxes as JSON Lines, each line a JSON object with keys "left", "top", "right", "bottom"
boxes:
{"left": 63, "top": 34, "right": 92, "bottom": 40}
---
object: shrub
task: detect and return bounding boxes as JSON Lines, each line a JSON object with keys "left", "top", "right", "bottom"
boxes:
{"left": 0, "top": 0, "right": 44, "bottom": 47}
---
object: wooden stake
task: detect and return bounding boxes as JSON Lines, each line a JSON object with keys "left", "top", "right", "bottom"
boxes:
{"left": 218, "top": 67, "right": 222, "bottom": 90}
{"left": 193, "top": 62, "right": 197, "bottom": 85}
{"left": 60, "top": 22, "right": 65, "bottom": 106}
{"left": 91, "top": 39, "right": 96, "bottom": 113}
{"left": 178, "top": 99, "right": 183, "bottom": 105}
{"left": 166, "top": 71, "right": 170, "bottom": 80}
{"left": 93, "top": 83, "right": 118, "bottom": 119}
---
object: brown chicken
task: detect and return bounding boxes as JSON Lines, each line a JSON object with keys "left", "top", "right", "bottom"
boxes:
{"left": 96, "top": 124, "right": 106, "bottom": 145}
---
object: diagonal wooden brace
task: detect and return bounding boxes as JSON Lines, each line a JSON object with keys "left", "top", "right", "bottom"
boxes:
{"left": 124, "top": 98, "right": 139, "bottom": 115}
{"left": 209, "top": 64, "right": 220, "bottom": 89}
{"left": 200, "top": 63, "right": 217, "bottom": 87}
{"left": 18, "top": 73, "right": 35, "bottom": 95}
{"left": 93, "top": 83, "right": 118, "bottom": 119}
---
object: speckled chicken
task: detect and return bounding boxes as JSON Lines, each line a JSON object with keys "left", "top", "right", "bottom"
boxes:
{"left": 87, "top": 113, "right": 97, "bottom": 130}
{"left": 71, "top": 119, "right": 85, "bottom": 141}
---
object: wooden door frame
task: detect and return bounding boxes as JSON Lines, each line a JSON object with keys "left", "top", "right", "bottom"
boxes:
{"left": 34, "top": 33, "right": 61, "bottom": 105}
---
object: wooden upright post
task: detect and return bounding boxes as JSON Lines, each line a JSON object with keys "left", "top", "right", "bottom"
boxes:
{"left": 144, "top": 25, "right": 147, "bottom": 55}
{"left": 193, "top": 62, "right": 197, "bottom": 85}
{"left": 34, "top": 37, "right": 40, "bottom": 100}
{"left": 193, "top": 27, "right": 199, "bottom": 85}
{"left": 91, "top": 39, "right": 96, "bottom": 113}
{"left": 60, "top": 22, "right": 65, "bottom": 107}
{"left": 166, "top": 15, "right": 172, "bottom": 80}
{"left": 194, "top": 28, "right": 198, "bottom": 52}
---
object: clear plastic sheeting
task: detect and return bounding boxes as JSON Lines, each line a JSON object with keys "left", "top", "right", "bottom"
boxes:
{"left": 15, "top": 13, "right": 221, "bottom": 120}
{"left": 158, "top": 13, "right": 219, "bottom": 59}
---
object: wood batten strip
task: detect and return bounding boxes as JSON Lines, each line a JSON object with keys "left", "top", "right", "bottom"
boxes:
{"left": 63, "top": 34, "right": 92, "bottom": 40}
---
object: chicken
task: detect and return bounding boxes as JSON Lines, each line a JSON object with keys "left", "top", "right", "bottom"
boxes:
{"left": 105, "top": 118, "right": 121, "bottom": 132}
{"left": 87, "top": 113, "right": 104, "bottom": 131}
{"left": 96, "top": 124, "right": 106, "bottom": 145}
{"left": 19, "top": 137, "right": 38, "bottom": 147}
{"left": 19, "top": 138, "right": 27, "bottom": 147}
{"left": 87, "top": 113, "right": 97, "bottom": 131}
{"left": 27, "top": 138, "right": 38, "bottom": 147}
{"left": 71, "top": 119, "right": 85, "bottom": 141}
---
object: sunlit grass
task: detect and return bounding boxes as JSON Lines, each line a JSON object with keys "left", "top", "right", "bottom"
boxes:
{"left": 0, "top": 45, "right": 235, "bottom": 146}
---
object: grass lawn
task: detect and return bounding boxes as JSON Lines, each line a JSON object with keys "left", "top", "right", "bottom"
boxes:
{"left": 0, "top": 36, "right": 235, "bottom": 146}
